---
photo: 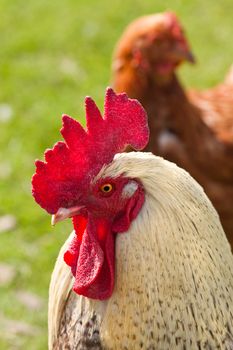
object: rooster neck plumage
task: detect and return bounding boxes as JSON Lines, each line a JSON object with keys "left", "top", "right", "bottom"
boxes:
{"left": 49, "top": 153, "right": 233, "bottom": 349}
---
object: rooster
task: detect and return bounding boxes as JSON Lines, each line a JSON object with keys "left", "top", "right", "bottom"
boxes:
{"left": 32, "top": 88, "right": 233, "bottom": 349}
{"left": 112, "top": 12, "right": 233, "bottom": 248}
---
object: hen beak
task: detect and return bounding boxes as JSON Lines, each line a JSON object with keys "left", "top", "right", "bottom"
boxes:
{"left": 185, "top": 51, "right": 196, "bottom": 64}
{"left": 172, "top": 46, "right": 196, "bottom": 64}
{"left": 51, "top": 206, "right": 85, "bottom": 226}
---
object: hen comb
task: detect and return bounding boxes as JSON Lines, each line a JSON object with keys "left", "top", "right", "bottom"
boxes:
{"left": 165, "top": 12, "right": 185, "bottom": 39}
{"left": 32, "top": 87, "right": 149, "bottom": 214}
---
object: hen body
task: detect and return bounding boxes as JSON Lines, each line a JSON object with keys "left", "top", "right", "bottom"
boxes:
{"left": 112, "top": 13, "right": 233, "bottom": 247}
{"left": 49, "top": 153, "right": 233, "bottom": 350}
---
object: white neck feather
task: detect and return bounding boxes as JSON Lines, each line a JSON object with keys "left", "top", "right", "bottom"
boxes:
{"left": 94, "top": 152, "right": 233, "bottom": 349}
{"left": 49, "top": 152, "right": 233, "bottom": 349}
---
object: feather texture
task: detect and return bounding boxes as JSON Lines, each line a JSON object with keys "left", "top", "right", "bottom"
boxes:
{"left": 49, "top": 153, "right": 233, "bottom": 349}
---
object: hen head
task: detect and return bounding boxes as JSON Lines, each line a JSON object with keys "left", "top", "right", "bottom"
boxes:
{"left": 32, "top": 88, "right": 149, "bottom": 300}
{"left": 113, "top": 12, "right": 195, "bottom": 83}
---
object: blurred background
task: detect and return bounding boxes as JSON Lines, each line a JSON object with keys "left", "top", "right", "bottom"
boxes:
{"left": 0, "top": 0, "right": 232, "bottom": 348}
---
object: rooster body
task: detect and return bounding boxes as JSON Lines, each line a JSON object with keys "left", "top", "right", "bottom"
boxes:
{"left": 112, "top": 13, "right": 233, "bottom": 247}
{"left": 32, "top": 89, "right": 233, "bottom": 349}
{"left": 49, "top": 153, "right": 233, "bottom": 349}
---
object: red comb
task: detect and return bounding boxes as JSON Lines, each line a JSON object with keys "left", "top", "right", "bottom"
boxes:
{"left": 165, "top": 12, "right": 184, "bottom": 38}
{"left": 32, "top": 88, "right": 149, "bottom": 214}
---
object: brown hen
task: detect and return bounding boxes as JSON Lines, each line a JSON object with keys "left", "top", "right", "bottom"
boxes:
{"left": 112, "top": 12, "right": 233, "bottom": 248}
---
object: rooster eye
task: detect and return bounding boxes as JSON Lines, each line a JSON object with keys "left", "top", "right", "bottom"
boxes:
{"left": 100, "top": 183, "right": 113, "bottom": 194}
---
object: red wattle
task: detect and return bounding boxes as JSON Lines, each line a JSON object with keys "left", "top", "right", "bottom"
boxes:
{"left": 74, "top": 229, "right": 115, "bottom": 300}
{"left": 73, "top": 225, "right": 104, "bottom": 293}
{"left": 64, "top": 214, "right": 87, "bottom": 276}
{"left": 65, "top": 215, "right": 115, "bottom": 300}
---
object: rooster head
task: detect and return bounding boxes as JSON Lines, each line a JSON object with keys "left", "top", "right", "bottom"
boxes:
{"left": 32, "top": 88, "right": 149, "bottom": 299}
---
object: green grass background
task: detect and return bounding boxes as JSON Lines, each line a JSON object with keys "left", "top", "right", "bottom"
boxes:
{"left": 0, "top": 0, "right": 232, "bottom": 348}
